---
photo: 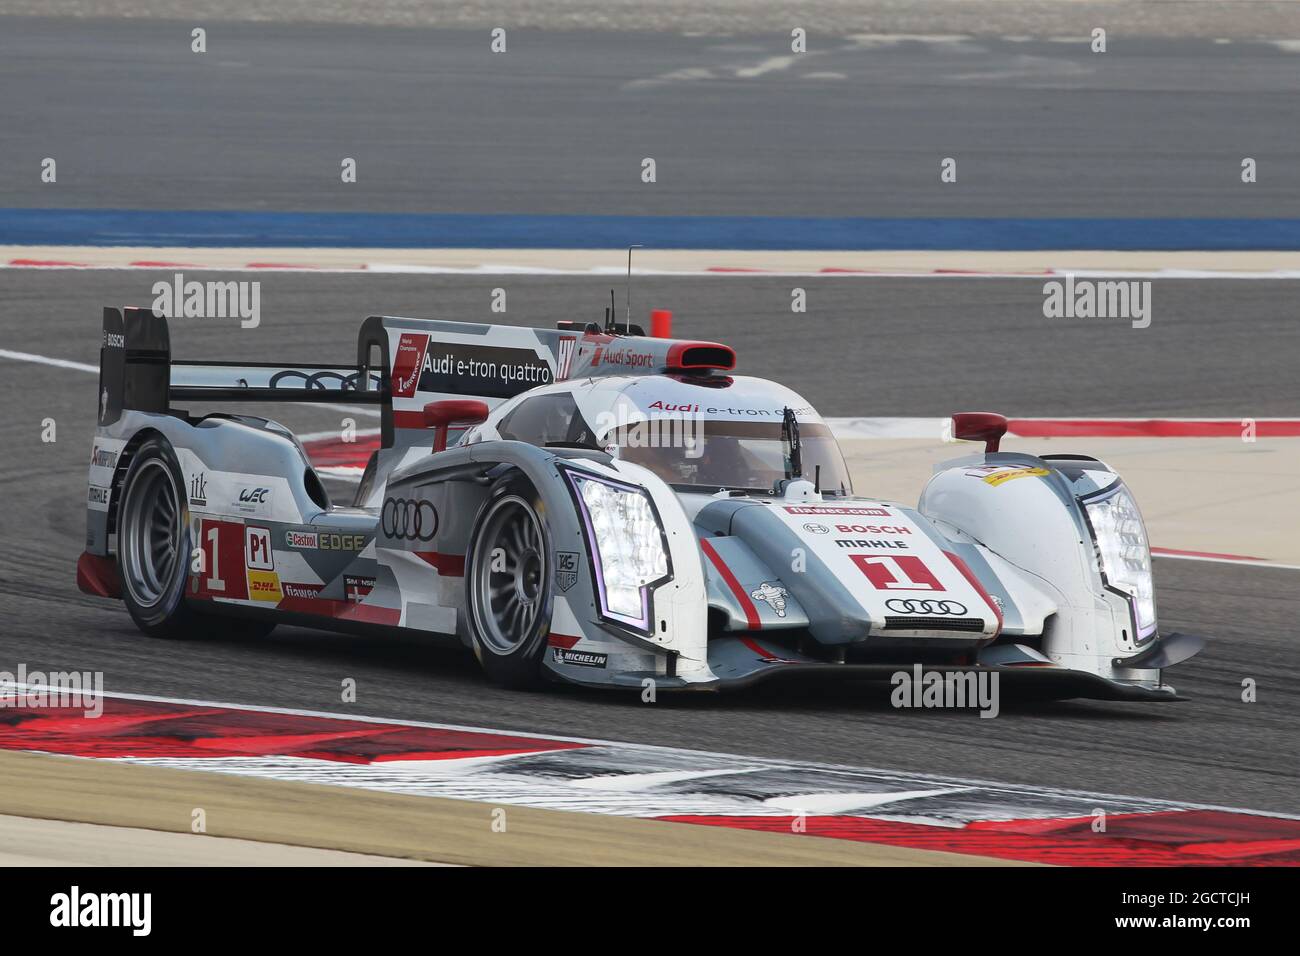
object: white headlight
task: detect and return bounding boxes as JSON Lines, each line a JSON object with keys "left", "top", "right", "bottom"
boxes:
{"left": 568, "top": 471, "right": 670, "bottom": 628}
{"left": 1084, "top": 485, "right": 1156, "bottom": 639}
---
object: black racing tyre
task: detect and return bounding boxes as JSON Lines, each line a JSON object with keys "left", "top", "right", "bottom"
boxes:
{"left": 116, "top": 435, "right": 274, "bottom": 640}
{"left": 466, "top": 478, "right": 554, "bottom": 688}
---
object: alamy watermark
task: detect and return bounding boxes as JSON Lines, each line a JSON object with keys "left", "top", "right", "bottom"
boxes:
{"left": 50, "top": 886, "right": 150, "bottom": 936}
{"left": 152, "top": 272, "right": 260, "bottom": 328}
{"left": 1042, "top": 274, "right": 1151, "bottom": 329}
{"left": 594, "top": 407, "right": 705, "bottom": 459}
{"left": 891, "top": 664, "right": 999, "bottom": 718}
{"left": 0, "top": 665, "right": 104, "bottom": 718}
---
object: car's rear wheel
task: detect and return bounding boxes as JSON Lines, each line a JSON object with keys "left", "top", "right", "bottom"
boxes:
{"left": 467, "top": 480, "right": 553, "bottom": 687}
{"left": 117, "top": 435, "right": 273, "bottom": 640}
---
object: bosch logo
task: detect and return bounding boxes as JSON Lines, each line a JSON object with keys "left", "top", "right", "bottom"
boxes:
{"left": 884, "top": 599, "right": 968, "bottom": 615}
{"left": 381, "top": 498, "right": 438, "bottom": 541}
{"left": 802, "top": 523, "right": 830, "bottom": 534}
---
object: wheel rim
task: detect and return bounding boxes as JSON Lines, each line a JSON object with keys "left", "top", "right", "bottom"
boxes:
{"left": 121, "top": 459, "right": 181, "bottom": 608}
{"left": 472, "top": 495, "right": 547, "bottom": 655}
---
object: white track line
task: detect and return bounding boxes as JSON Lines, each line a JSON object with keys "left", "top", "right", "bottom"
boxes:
{"left": 0, "top": 349, "right": 97, "bottom": 373}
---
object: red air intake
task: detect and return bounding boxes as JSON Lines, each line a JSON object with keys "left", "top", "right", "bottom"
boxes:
{"left": 665, "top": 342, "right": 736, "bottom": 371}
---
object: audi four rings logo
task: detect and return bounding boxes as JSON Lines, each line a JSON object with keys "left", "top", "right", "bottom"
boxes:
{"left": 802, "top": 523, "right": 830, "bottom": 534}
{"left": 885, "top": 599, "right": 968, "bottom": 615}
{"left": 382, "top": 498, "right": 438, "bottom": 541}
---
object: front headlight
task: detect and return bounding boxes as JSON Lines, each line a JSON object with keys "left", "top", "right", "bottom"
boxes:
{"left": 1084, "top": 484, "right": 1156, "bottom": 640}
{"left": 565, "top": 470, "right": 671, "bottom": 631}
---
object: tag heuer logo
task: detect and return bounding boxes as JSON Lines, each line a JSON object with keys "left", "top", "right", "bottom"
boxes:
{"left": 555, "top": 551, "right": 580, "bottom": 593}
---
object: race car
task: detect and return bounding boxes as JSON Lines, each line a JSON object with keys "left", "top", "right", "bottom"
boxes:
{"left": 78, "top": 306, "right": 1202, "bottom": 700}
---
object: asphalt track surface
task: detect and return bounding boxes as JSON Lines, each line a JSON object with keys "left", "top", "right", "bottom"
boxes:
{"left": 4, "top": 269, "right": 1297, "bottom": 418}
{"left": 1, "top": 268, "right": 1297, "bottom": 815}
{"left": 7, "top": 1, "right": 1300, "bottom": 39}
{"left": 2, "top": 16, "right": 1299, "bottom": 220}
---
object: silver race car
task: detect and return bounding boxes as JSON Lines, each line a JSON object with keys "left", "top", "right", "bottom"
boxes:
{"left": 79, "top": 307, "right": 1202, "bottom": 699}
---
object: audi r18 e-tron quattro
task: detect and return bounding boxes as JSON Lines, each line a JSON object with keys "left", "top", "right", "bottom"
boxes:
{"left": 78, "top": 306, "right": 1202, "bottom": 699}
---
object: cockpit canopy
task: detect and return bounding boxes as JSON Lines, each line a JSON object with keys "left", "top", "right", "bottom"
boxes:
{"left": 487, "top": 373, "right": 853, "bottom": 495}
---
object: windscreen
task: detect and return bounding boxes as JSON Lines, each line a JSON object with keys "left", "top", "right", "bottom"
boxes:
{"left": 610, "top": 419, "right": 853, "bottom": 494}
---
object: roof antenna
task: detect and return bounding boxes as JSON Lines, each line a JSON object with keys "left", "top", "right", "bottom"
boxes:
{"left": 626, "top": 244, "right": 642, "bottom": 334}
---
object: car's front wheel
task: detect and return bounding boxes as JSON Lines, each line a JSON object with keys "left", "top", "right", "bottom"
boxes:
{"left": 466, "top": 480, "right": 553, "bottom": 687}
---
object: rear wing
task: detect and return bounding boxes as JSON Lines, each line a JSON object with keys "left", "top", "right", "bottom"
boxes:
{"left": 98, "top": 307, "right": 385, "bottom": 429}
{"left": 98, "top": 308, "right": 735, "bottom": 449}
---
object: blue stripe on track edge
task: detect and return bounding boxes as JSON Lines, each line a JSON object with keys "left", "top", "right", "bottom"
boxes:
{"left": 3, "top": 208, "right": 1300, "bottom": 251}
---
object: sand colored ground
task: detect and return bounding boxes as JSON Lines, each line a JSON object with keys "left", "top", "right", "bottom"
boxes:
{"left": 0, "top": 814, "right": 441, "bottom": 866}
{"left": 841, "top": 436, "right": 1300, "bottom": 565}
{"left": 0, "top": 750, "right": 1024, "bottom": 867}
{"left": 5, "top": 246, "right": 1300, "bottom": 275}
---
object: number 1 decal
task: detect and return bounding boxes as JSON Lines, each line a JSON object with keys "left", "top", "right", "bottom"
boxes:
{"left": 195, "top": 519, "right": 248, "bottom": 600}
{"left": 205, "top": 526, "right": 226, "bottom": 591}
{"left": 850, "top": 554, "right": 944, "bottom": 592}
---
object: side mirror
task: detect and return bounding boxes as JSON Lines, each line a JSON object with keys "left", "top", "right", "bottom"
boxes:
{"left": 952, "top": 412, "right": 1008, "bottom": 453}
{"left": 423, "top": 400, "right": 489, "bottom": 453}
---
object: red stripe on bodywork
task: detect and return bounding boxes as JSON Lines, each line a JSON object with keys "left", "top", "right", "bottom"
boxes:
{"left": 740, "top": 637, "right": 792, "bottom": 662}
{"left": 392, "top": 410, "right": 427, "bottom": 429}
{"left": 699, "top": 538, "right": 761, "bottom": 630}
{"left": 76, "top": 551, "right": 121, "bottom": 599}
{"left": 659, "top": 811, "right": 1300, "bottom": 866}
{"left": 548, "top": 634, "right": 581, "bottom": 649}
{"left": 301, "top": 434, "right": 380, "bottom": 469}
{"left": 942, "top": 550, "right": 1002, "bottom": 637}
{"left": 275, "top": 595, "right": 401, "bottom": 624}
{"left": 413, "top": 551, "right": 466, "bottom": 577}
